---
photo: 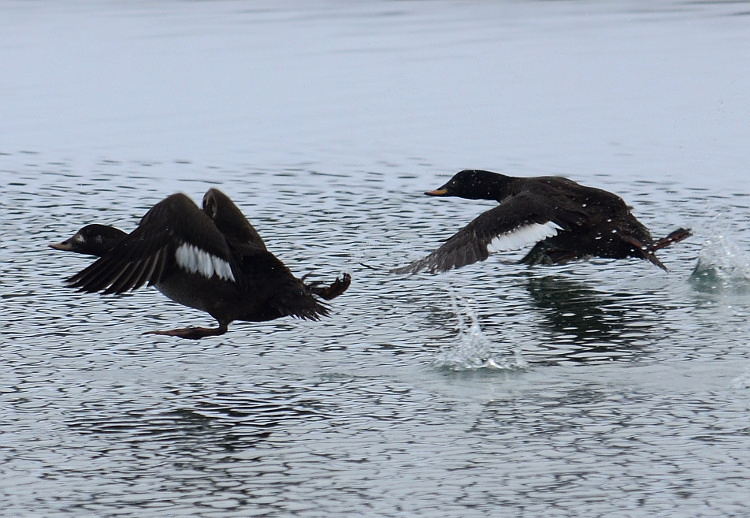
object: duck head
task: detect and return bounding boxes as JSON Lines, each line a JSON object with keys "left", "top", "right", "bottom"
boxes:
{"left": 426, "top": 169, "right": 511, "bottom": 200}
{"left": 49, "top": 224, "right": 126, "bottom": 257}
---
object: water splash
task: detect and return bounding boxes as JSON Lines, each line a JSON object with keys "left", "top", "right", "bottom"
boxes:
{"left": 691, "top": 231, "right": 750, "bottom": 293}
{"left": 433, "top": 292, "right": 528, "bottom": 372}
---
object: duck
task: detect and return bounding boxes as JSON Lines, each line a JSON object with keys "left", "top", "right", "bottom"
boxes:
{"left": 394, "top": 169, "right": 691, "bottom": 274}
{"left": 50, "top": 188, "right": 351, "bottom": 339}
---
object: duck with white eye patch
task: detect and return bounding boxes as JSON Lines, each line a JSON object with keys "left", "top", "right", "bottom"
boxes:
{"left": 50, "top": 189, "right": 351, "bottom": 339}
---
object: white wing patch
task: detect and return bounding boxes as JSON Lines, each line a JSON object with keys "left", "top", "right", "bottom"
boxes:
{"left": 487, "top": 222, "right": 563, "bottom": 252}
{"left": 175, "top": 243, "right": 235, "bottom": 282}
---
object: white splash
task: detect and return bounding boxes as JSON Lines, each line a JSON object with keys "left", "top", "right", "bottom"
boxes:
{"left": 433, "top": 292, "right": 528, "bottom": 371}
{"left": 487, "top": 221, "right": 562, "bottom": 252}
{"left": 691, "top": 231, "right": 750, "bottom": 292}
{"left": 175, "top": 243, "right": 235, "bottom": 282}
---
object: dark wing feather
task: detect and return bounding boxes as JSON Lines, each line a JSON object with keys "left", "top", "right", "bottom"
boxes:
{"left": 395, "top": 192, "right": 586, "bottom": 274}
{"left": 67, "top": 193, "right": 235, "bottom": 294}
{"left": 233, "top": 247, "right": 330, "bottom": 320}
{"left": 202, "top": 188, "right": 268, "bottom": 251}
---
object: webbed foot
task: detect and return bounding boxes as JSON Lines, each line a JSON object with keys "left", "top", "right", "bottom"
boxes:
{"left": 143, "top": 323, "right": 228, "bottom": 339}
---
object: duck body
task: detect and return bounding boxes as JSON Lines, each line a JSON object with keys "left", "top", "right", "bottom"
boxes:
{"left": 51, "top": 189, "right": 350, "bottom": 338}
{"left": 396, "top": 169, "right": 691, "bottom": 274}
{"left": 153, "top": 244, "right": 322, "bottom": 324}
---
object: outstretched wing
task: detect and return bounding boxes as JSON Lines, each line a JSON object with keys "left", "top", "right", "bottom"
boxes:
{"left": 202, "top": 188, "right": 268, "bottom": 251}
{"left": 394, "top": 193, "right": 583, "bottom": 274}
{"left": 67, "top": 193, "right": 237, "bottom": 294}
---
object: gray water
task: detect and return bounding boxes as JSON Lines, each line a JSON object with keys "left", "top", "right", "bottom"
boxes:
{"left": 2, "top": 1, "right": 750, "bottom": 516}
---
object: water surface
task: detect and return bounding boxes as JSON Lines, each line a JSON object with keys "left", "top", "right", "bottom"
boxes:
{"left": 2, "top": 1, "right": 750, "bottom": 516}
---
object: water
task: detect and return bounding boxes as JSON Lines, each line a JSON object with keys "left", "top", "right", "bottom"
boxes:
{"left": 2, "top": 1, "right": 750, "bottom": 516}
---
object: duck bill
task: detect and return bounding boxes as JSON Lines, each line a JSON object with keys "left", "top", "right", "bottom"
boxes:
{"left": 49, "top": 241, "right": 73, "bottom": 251}
{"left": 425, "top": 188, "right": 449, "bottom": 196}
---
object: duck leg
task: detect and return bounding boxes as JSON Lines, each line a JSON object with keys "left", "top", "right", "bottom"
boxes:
{"left": 621, "top": 228, "right": 691, "bottom": 271}
{"left": 519, "top": 244, "right": 581, "bottom": 266}
{"left": 519, "top": 243, "right": 552, "bottom": 265}
{"left": 621, "top": 235, "right": 667, "bottom": 271}
{"left": 306, "top": 273, "right": 352, "bottom": 301}
{"left": 545, "top": 249, "right": 586, "bottom": 265}
{"left": 143, "top": 321, "right": 229, "bottom": 340}
{"left": 649, "top": 228, "right": 692, "bottom": 252}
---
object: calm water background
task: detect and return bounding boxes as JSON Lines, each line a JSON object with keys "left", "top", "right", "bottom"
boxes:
{"left": 2, "top": 1, "right": 750, "bottom": 516}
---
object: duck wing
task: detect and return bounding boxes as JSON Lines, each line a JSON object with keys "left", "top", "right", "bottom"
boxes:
{"left": 395, "top": 192, "right": 585, "bottom": 274}
{"left": 202, "top": 188, "right": 268, "bottom": 251}
{"left": 67, "top": 193, "right": 239, "bottom": 294}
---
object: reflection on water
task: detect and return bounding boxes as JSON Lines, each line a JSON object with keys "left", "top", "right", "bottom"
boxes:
{"left": 3, "top": 0, "right": 750, "bottom": 516}
{"left": 66, "top": 389, "right": 326, "bottom": 445}
{"left": 526, "top": 274, "right": 626, "bottom": 341}
{"left": 524, "top": 273, "right": 656, "bottom": 364}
